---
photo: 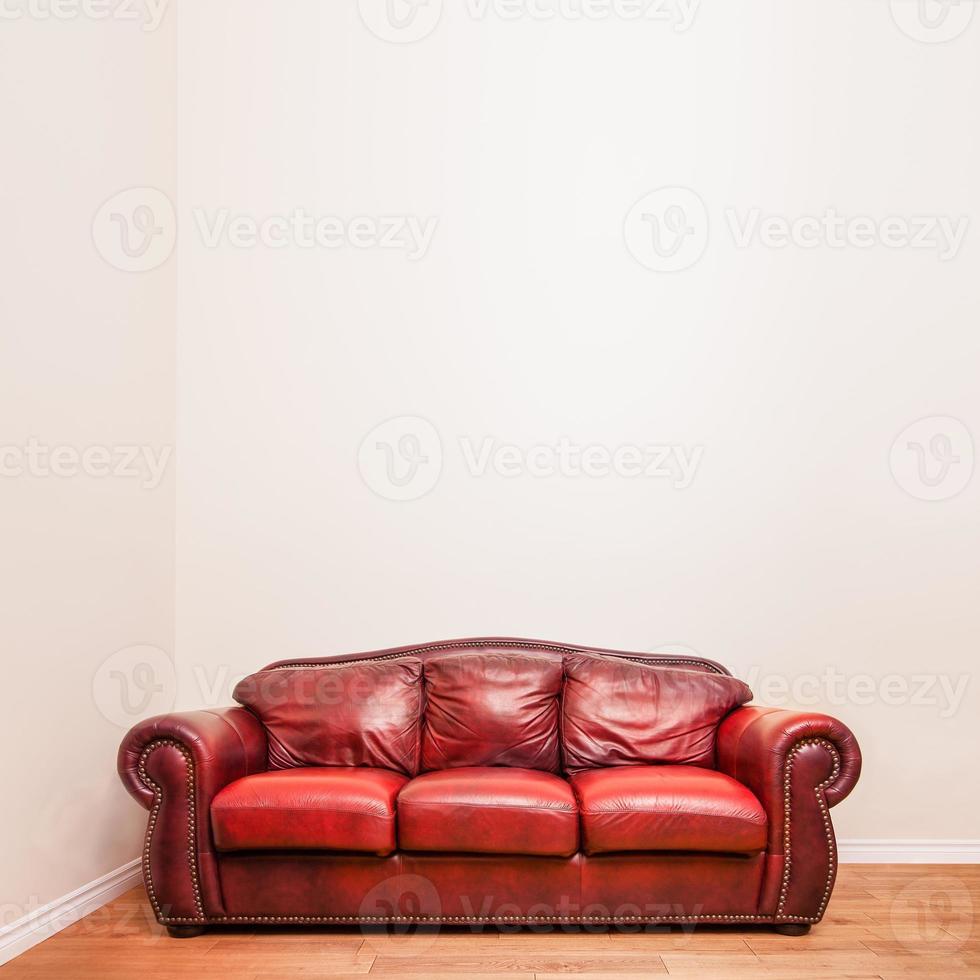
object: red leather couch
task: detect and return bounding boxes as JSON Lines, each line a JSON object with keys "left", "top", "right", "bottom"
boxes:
{"left": 117, "top": 638, "right": 861, "bottom": 937}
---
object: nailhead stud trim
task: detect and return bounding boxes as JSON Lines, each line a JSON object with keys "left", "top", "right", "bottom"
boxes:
{"left": 775, "top": 737, "right": 841, "bottom": 921}
{"left": 159, "top": 912, "right": 800, "bottom": 925}
{"left": 272, "top": 640, "right": 724, "bottom": 674}
{"left": 137, "top": 739, "right": 205, "bottom": 921}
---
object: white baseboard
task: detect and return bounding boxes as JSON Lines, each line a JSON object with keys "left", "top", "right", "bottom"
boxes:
{"left": 0, "top": 859, "right": 142, "bottom": 966}
{"left": 839, "top": 839, "right": 980, "bottom": 863}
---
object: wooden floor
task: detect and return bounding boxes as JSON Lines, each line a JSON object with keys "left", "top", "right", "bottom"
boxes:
{"left": 2, "top": 866, "right": 977, "bottom": 979}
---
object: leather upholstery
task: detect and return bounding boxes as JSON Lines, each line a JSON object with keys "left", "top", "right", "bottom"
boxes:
{"left": 398, "top": 766, "right": 579, "bottom": 856}
{"left": 218, "top": 851, "right": 766, "bottom": 922}
{"left": 117, "top": 708, "right": 267, "bottom": 919}
{"left": 716, "top": 706, "right": 862, "bottom": 920}
{"left": 716, "top": 706, "right": 862, "bottom": 815}
{"left": 581, "top": 852, "right": 765, "bottom": 919}
{"left": 421, "top": 651, "right": 561, "bottom": 772}
{"left": 570, "top": 765, "right": 767, "bottom": 855}
{"left": 233, "top": 657, "right": 423, "bottom": 775}
{"left": 117, "top": 637, "right": 861, "bottom": 929}
{"left": 399, "top": 854, "right": 581, "bottom": 920}
{"left": 562, "top": 653, "right": 753, "bottom": 772}
{"left": 219, "top": 852, "right": 583, "bottom": 921}
{"left": 219, "top": 853, "right": 406, "bottom": 920}
{"left": 211, "top": 767, "right": 407, "bottom": 855}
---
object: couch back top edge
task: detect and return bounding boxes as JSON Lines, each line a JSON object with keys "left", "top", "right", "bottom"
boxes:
{"left": 259, "top": 636, "right": 730, "bottom": 677}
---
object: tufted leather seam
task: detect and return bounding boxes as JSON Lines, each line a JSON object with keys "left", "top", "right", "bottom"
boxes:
{"left": 775, "top": 737, "right": 840, "bottom": 921}
{"left": 137, "top": 739, "right": 206, "bottom": 921}
{"left": 271, "top": 641, "right": 724, "bottom": 674}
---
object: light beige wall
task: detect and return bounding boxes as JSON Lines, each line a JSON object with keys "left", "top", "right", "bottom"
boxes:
{"left": 175, "top": 1, "right": 980, "bottom": 841}
{"left": 0, "top": 13, "right": 176, "bottom": 917}
{"left": 1, "top": 5, "right": 976, "bottom": 929}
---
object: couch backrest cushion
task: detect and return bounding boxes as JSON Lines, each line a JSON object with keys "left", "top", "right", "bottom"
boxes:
{"left": 233, "top": 657, "right": 423, "bottom": 775}
{"left": 561, "top": 653, "right": 752, "bottom": 772}
{"left": 421, "top": 651, "right": 562, "bottom": 772}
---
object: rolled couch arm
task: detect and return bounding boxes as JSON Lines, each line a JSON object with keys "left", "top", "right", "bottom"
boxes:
{"left": 118, "top": 708, "right": 267, "bottom": 923}
{"left": 717, "top": 706, "right": 861, "bottom": 923}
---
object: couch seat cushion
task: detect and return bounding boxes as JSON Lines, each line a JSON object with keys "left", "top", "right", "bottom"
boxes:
{"left": 397, "top": 767, "right": 578, "bottom": 857}
{"left": 570, "top": 766, "right": 767, "bottom": 855}
{"left": 212, "top": 768, "right": 407, "bottom": 855}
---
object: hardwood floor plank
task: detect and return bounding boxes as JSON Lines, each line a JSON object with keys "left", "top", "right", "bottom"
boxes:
{"left": 257, "top": 975, "right": 527, "bottom": 980}
{"left": 369, "top": 955, "right": 668, "bottom": 973}
{"left": 2, "top": 866, "right": 977, "bottom": 979}
{"left": 606, "top": 934, "right": 755, "bottom": 951}
{"left": 743, "top": 933, "right": 877, "bottom": 952}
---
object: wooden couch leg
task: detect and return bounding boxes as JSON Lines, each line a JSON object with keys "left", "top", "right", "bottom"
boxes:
{"left": 773, "top": 923, "right": 811, "bottom": 936}
{"left": 167, "top": 925, "right": 207, "bottom": 939}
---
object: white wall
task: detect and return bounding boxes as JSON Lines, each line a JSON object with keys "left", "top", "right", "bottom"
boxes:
{"left": 175, "top": 0, "right": 980, "bottom": 841}
{"left": 0, "top": 10, "right": 176, "bottom": 922}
